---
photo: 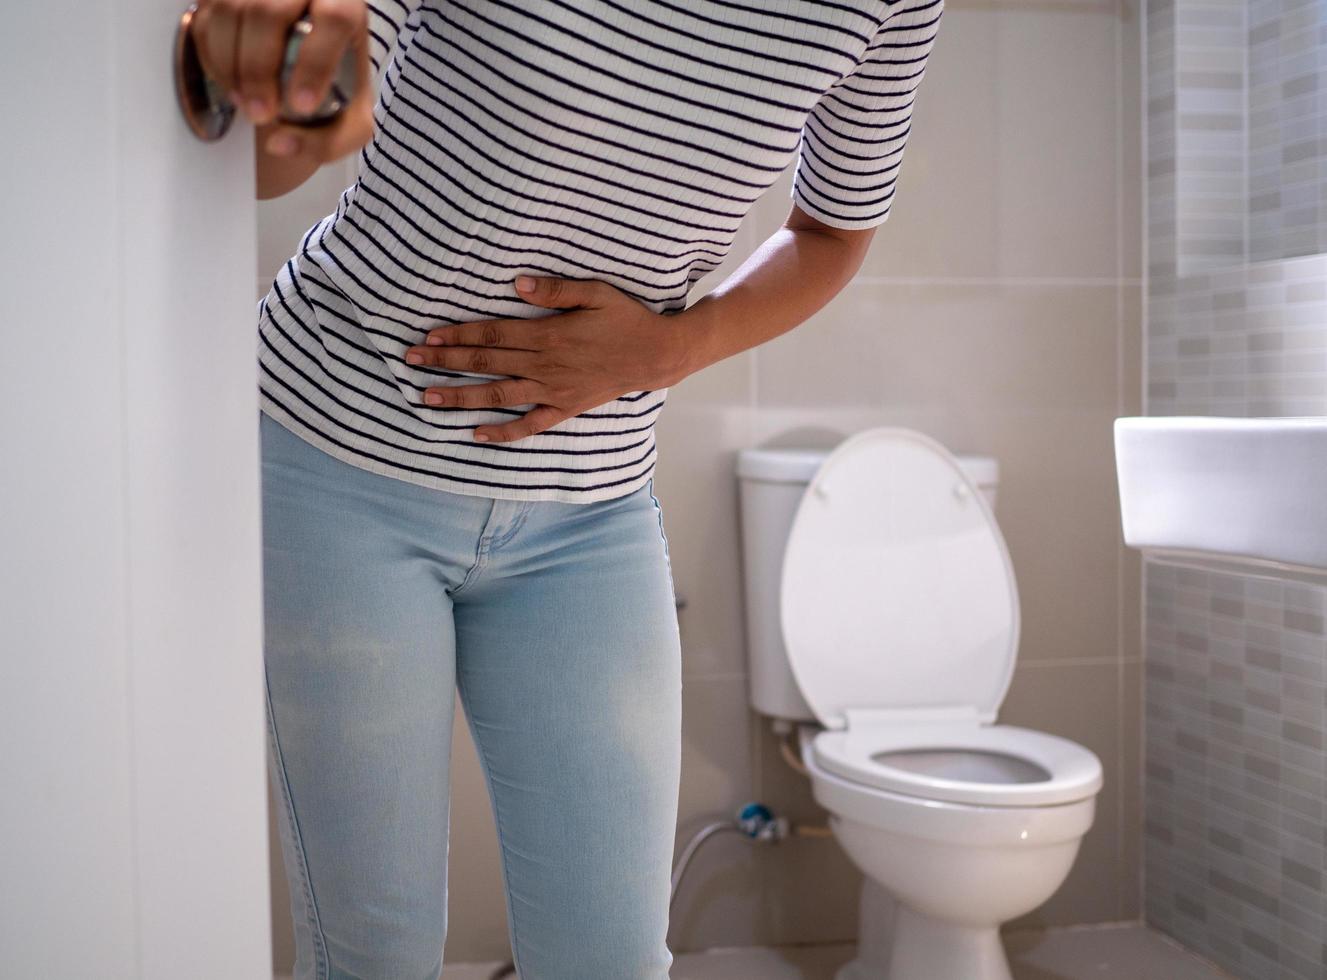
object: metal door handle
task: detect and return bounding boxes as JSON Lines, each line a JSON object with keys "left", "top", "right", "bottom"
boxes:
{"left": 173, "top": 4, "right": 358, "bottom": 142}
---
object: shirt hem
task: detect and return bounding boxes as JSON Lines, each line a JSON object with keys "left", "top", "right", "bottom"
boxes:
{"left": 258, "top": 396, "right": 657, "bottom": 505}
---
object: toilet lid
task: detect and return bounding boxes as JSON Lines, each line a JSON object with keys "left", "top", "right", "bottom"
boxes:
{"left": 779, "top": 428, "right": 1020, "bottom": 730}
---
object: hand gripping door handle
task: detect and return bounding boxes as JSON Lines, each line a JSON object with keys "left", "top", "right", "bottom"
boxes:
{"left": 173, "top": 3, "right": 358, "bottom": 141}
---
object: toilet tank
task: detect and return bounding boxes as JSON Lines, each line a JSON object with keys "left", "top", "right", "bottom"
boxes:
{"left": 735, "top": 444, "right": 1000, "bottom": 723}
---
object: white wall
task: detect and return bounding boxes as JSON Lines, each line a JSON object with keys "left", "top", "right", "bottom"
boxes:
{"left": 1, "top": 3, "right": 271, "bottom": 977}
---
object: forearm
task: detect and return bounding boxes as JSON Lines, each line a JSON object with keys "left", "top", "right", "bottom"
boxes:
{"left": 673, "top": 225, "right": 870, "bottom": 380}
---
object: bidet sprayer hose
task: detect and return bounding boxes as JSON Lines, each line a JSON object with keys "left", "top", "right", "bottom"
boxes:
{"left": 488, "top": 802, "right": 812, "bottom": 978}
{"left": 669, "top": 803, "right": 790, "bottom": 911}
{"left": 668, "top": 821, "right": 744, "bottom": 912}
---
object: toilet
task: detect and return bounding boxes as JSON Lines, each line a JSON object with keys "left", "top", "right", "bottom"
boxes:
{"left": 736, "top": 428, "right": 1103, "bottom": 980}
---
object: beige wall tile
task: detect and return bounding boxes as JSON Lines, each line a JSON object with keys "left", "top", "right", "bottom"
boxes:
{"left": 670, "top": 676, "right": 765, "bottom": 952}
{"left": 691, "top": 195, "right": 768, "bottom": 305}
{"left": 653, "top": 399, "right": 756, "bottom": 679}
{"left": 999, "top": 661, "right": 1127, "bottom": 927}
{"left": 1119, "top": 548, "right": 1142, "bottom": 662}
{"left": 1119, "top": 283, "right": 1143, "bottom": 417}
{"left": 854, "top": 2, "right": 996, "bottom": 279}
{"left": 669, "top": 826, "right": 767, "bottom": 954}
{"left": 673, "top": 696, "right": 863, "bottom": 952}
{"left": 256, "top": 160, "right": 355, "bottom": 284}
{"left": 859, "top": 1, "right": 1123, "bottom": 280}
{"left": 441, "top": 695, "right": 511, "bottom": 963}
{"left": 1118, "top": 658, "right": 1142, "bottom": 919}
{"left": 756, "top": 835, "right": 862, "bottom": 948}
{"left": 677, "top": 677, "right": 760, "bottom": 820}
{"left": 267, "top": 781, "right": 296, "bottom": 974}
{"left": 753, "top": 723, "right": 862, "bottom": 946}
{"left": 756, "top": 281, "right": 1126, "bottom": 666}
{"left": 1119, "top": 1, "right": 1144, "bottom": 282}
{"left": 743, "top": 167, "right": 796, "bottom": 247}
{"left": 755, "top": 281, "right": 1119, "bottom": 412}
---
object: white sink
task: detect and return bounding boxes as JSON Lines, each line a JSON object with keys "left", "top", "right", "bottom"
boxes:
{"left": 1114, "top": 417, "right": 1327, "bottom": 583}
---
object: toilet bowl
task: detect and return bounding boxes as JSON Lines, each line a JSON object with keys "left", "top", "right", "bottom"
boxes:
{"left": 736, "top": 428, "right": 1105, "bottom": 980}
{"left": 805, "top": 731, "right": 1096, "bottom": 980}
{"left": 803, "top": 720, "right": 1099, "bottom": 980}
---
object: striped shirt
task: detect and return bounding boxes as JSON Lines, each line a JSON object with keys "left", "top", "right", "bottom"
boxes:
{"left": 257, "top": 0, "right": 944, "bottom": 503}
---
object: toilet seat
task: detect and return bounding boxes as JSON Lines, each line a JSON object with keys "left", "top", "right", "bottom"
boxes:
{"left": 810, "top": 721, "right": 1103, "bottom": 807}
{"left": 777, "top": 427, "right": 1102, "bottom": 808}
{"left": 799, "top": 727, "right": 1099, "bottom": 847}
{"left": 779, "top": 428, "right": 1021, "bottom": 730}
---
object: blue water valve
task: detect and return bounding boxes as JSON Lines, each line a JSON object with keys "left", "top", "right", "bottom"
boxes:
{"left": 736, "top": 802, "right": 789, "bottom": 842}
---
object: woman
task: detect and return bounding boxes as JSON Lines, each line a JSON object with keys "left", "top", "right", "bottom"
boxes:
{"left": 193, "top": 0, "right": 943, "bottom": 976}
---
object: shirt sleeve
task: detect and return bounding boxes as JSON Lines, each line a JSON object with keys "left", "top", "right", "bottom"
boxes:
{"left": 790, "top": 0, "right": 945, "bottom": 230}
{"left": 365, "top": 0, "right": 423, "bottom": 81}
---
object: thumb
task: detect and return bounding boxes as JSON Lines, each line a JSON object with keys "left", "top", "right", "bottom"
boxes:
{"left": 514, "top": 275, "right": 608, "bottom": 310}
{"left": 260, "top": 32, "right": 375, "bottom": 166}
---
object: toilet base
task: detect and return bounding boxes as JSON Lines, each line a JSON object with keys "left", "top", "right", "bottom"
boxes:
{"left": 836, "top": 880, "right": 1013, "bottom": 980}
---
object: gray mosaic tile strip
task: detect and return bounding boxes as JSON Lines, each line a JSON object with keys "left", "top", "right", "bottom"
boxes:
{"left": 1144, "top": 560, "right": 1327, "bottom": 979}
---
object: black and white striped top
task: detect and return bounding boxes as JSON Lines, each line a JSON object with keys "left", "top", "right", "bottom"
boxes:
{"left": 257, "top": 0, "right": 944, "bottom": 502}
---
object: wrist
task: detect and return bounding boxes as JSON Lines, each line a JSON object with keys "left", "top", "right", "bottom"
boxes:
{"left": 662, "top": 297, "right": 720, "bottom": 387}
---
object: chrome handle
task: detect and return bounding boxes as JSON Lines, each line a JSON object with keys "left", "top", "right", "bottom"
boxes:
{"left": 173, "top": 4, "right": 358, "bottom": 142}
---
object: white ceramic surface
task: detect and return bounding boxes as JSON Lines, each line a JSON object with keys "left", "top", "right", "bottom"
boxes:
{"left": 779, "top": 429, "right": 1020, "bottom": 729}
{"left": 811, "top": 721, "right": 1102, "bottom": 807}
{"left": 735, "top": 427, "right": 1104, "bottom": 980}
{"left": 1114, "top": 417, "right": 1327, "bottom": 581}
{"left": 737, "top": 442, "right": 999, "bottom": 723}
{"left": 801, "top": 730, "right": 1096, "bottom": 980}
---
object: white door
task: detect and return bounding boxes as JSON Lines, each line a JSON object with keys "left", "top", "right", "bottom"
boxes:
{"left": 0, "top": 2, "right": 271, "bottom": 978}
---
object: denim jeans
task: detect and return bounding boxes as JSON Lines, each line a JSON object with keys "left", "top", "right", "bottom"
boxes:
{"left": 258, "top": 411, "right": 682, "bottom": 979}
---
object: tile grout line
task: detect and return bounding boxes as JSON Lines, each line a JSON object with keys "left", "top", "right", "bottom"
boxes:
{"left": 1114, "top": 0, "right": 1127, "bottom": 923}
{"left": 682, "top": 659, "right": 1149, "bottom": 684}
{"left": 1018, "top": 656, "right": 1144, "bottom": 669}
{"left": 850, "top": 275, "right": 1145, "bottom": 287}
{"left": 1137, "top": 0, "right": 1151, "bottom": 926}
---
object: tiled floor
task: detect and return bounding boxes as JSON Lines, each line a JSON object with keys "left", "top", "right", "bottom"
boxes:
{"left": 432, "top": 923, "right": 1238, "bottom": 980}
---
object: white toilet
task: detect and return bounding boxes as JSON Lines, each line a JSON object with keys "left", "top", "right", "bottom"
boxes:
{"left": 736, "top": 428, "right": 1104, "bottom": 980}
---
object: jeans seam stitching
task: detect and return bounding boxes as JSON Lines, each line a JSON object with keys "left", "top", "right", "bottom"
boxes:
{"left": 450, "top": 539, "right": 489, "bottom": 596}
{"left": 647, "top": 479, "right": 677, "bottom": 609}
{"left": 490, "top": 502, "right": 532, "bottom": 552}
{"left": 452, "top": 499, "right": 504, "bottom": 596}
{"left": 266, "top": 679, "right": 331, "bottom": 979}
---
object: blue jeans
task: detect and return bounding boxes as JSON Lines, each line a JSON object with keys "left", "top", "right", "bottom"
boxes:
{"left": 258, "top": 411, "right": 682, "bottom": 979}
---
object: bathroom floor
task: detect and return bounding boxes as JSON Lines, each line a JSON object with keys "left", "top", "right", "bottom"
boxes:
{"left": 431, "top": 923, "right": 1237, "bottom": 980}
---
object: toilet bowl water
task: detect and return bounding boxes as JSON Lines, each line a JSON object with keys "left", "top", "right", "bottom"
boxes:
{"left": 880, "top": 747, "right": 1051, "bottom": 783}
